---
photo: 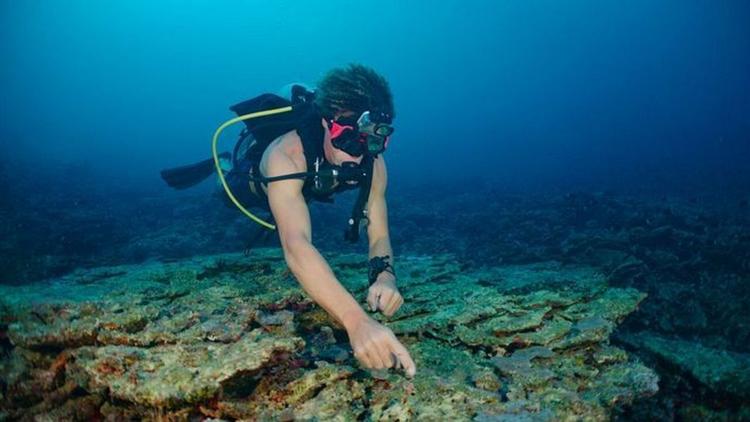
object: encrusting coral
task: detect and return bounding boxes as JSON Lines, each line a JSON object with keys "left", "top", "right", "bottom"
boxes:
{"left": 1, "top": 249, "right": 657, "bottom": 420}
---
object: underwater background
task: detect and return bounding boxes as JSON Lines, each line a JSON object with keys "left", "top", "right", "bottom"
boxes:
{"left": 1, "top": 1, "right": 749, "bottom": 420}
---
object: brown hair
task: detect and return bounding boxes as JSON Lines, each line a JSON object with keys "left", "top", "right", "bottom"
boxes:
{"left": 315, "top": 63, "right": 395, "bottom": 123}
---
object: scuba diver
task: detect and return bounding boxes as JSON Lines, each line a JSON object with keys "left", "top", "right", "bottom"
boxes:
{"left": 161, "top": 64, "right": 416, "bottom": 378}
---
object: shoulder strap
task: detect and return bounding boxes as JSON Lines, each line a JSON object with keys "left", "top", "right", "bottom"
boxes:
{"left": 294, "top": 103, "right": 325, "bottom": 174}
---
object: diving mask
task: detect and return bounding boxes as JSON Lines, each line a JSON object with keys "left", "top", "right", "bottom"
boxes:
{"left": 329, "top": 111, "right": 394, "bottom": 157}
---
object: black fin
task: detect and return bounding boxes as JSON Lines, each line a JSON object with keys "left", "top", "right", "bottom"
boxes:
{"left": 160, "top": 153, "right": 230, "bottom": 190}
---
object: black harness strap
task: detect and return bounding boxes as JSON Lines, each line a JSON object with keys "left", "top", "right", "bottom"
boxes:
{"left": 229, "top": 87, "right": 376, "bottom": 242}
{"left": 345, "top": 155, "right": 375, "bottom": 243}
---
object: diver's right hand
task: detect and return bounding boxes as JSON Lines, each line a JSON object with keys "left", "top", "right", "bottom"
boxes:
{"left": 345, "top": 314, "right": 416, "bottom": 378}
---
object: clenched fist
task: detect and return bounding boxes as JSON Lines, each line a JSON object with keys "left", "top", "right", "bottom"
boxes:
{"left": 367, "top": 273, "right": 404, "bottom": 317}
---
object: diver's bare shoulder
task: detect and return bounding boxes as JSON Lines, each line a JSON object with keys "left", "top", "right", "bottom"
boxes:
{"left": 258, "top": 131, "right": 308, "bottom": 194}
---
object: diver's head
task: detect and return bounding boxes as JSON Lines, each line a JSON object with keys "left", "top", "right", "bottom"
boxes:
{"left": 315, "top": 64, "right": 395, "bottom": 159}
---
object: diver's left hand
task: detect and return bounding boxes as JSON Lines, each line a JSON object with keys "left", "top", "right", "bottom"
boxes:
{"left": 367, "top": 273, "right": 404, "bottom": 317}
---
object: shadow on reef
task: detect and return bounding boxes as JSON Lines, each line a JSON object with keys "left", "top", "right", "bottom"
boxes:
{"left": 1, "top": 250, "right": 658, "bottom": 420}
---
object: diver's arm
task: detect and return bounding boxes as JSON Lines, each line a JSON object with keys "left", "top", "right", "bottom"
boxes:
{"left": 365, "top": 157, "right": 403, "bottom": 317}
{"left": 265, "top": 147, "right": 367, "bottom": 331}
{"left": 267, "top": 146, "right": 415, "bottom": 377}
{"left": 367, "top": 157, "right": 393, "bottom": 267}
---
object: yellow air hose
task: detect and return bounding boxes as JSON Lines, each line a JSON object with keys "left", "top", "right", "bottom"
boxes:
{"left": 211, "top": 105, "right": 294, "bottom": 230}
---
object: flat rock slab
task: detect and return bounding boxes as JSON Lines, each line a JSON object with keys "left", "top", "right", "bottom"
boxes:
{"left": 619, "top": 331, "right": 750, "bottom": 400}
{"left": 68, "top": 329, "right": 304, "bottom": 407}
{"left": 1, "top": 249, "right": 657, "bottom": 420}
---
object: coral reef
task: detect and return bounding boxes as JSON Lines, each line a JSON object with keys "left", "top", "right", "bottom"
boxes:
{"left": 2, "top": 177, "right": 748, "bottom": 418}
{"left": 1, "top": 249, "right": 656, "bottom": 420}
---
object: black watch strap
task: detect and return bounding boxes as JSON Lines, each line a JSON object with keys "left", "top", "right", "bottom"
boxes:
{"left": 368, "top": 255, "right": 395, "bottom": 286}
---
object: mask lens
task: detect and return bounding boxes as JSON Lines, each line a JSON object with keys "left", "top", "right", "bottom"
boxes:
{"left": 374, "top": 124, "right": 394, "bottom": 137}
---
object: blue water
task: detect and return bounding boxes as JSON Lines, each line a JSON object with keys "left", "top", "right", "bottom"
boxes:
{"left": 2, "top": 2, "right": 750, "bottom": 419}
{"left": 2, "top": 0, "right": 748, "bottom": 193}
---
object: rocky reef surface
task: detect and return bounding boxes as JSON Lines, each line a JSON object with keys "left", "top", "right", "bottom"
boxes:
{"left": 369, "top": 188, "right": 750, "bottom": 420}
{"left": 2, "top": 176, "right": 748, "bottom": 418}
{"left": 616, "top": 332, "right": 750, "bottom": 421}
{"left": 1, "top": 249, "right": 656, "bottom": 420}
